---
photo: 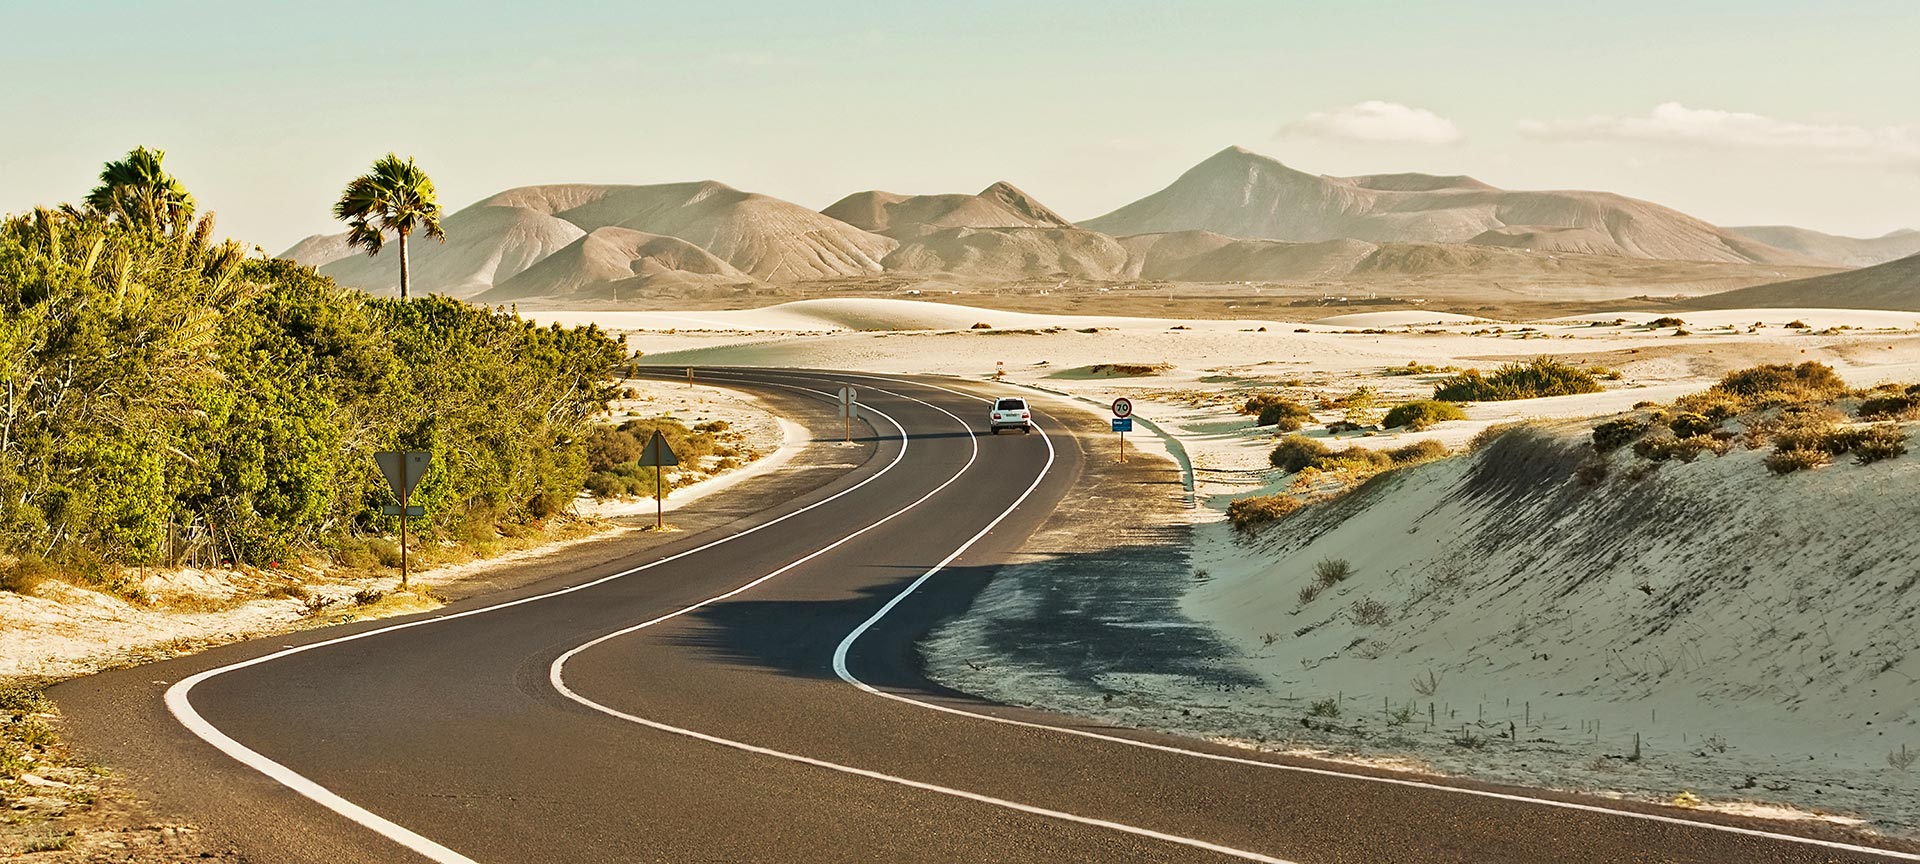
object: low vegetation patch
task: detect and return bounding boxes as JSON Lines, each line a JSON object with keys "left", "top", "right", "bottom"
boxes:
{"left": 1087, "top": 363, "right": 1168, "bottom": 377}
{"left": 584, "top": 418, "right": 738, "bottom": 499}
{"left": 1226, "top": 494, "right": 1305, "bottom": 534}
{"left": 1382, "top": 400, "right": 1465, "bottom": 431}
{"left": 1242, "top": 393, "right": 1313, "bottom": 431}
{"left": 1433, "top": 357, "right": 1602, "bottom": 402}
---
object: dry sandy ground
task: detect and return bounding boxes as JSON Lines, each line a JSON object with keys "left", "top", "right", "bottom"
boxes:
{"left": 552, "top": 297, "right": 1920, "bottom": 840}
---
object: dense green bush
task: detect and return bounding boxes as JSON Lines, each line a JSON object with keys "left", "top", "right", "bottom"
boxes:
{"left": 583, "top": 418, "right": 721, "bottom": 498}
{"left": 1433, "top": 357, "right": 1602, "bottom": 402}
{"left": 0, "top": 168, "right": 622, "bottom": 580}
{"left": 1382, "top": 400, "right": 1465, "bottom": 430}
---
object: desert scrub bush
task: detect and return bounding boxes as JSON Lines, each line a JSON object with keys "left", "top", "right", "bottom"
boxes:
{"left": 1226, "top": 494, "right": 1304, "bottom": 534}
{"left": 1243, "top": 393, "right": 1313, "bottom": 430}
{"left": 1340, "top": 386, "right": 1382, "bottom": 425}
{"left": 1382, "top": 361, "right": 1449, "bottom": 376}
{"left": 1432, "top": 357, "right": 1602, "bottom": 402}
{"left": 1857, "top": 386, "right": 1920, "bottom": 420}
{"left": 1591, "top": 417, "right": 1650, "bottom": 452}
{"left": 1648, "top": 317, "right": 1687, "bottom": 328}
{"left": 1270, "top": 436, "right": 1332, "bottom": 472}
{"left": 1711, "top": 361, "right": 1848, "bottom": 409}
{"left": 1668, "top": 412, "right": 1717, "bottom": 438}
{"left": 1387, "top": 439, "right": 1449, "bottom": 465}
{"left": 1468, "top": 422, "right": 1527, "bottom": 452}
{"left": 1765, "top": 448, "right": 1831, "bottom": 474}
{"left": 1350, "top": 597, "right": 1391, "bottom": 626}
{"left": 1632, "top": 434, "right": 1729, "bottom": 463}
{"left": 1297, "top": 582, "right": 1323, "bottom": 604}
{"left": 584, "top": 417, "right": 720, "bottom": 498}
{"left": 1382, "top": 400, "right": 1465, "bottom": 431}
{"left": 1088, "top": 363, "right": 1165, "bottom": 376}
{"left": 1308, "top": 697, "right": 1342, "bottom": 718}
{"left": 1315, "top": 558, "right": 1354, "bottom": 585}
{"left": 0, "top": 553, "right": 59, "bottom": 594}
{"left": 1850, "top": 424, "right": 1908, "bottom": 464}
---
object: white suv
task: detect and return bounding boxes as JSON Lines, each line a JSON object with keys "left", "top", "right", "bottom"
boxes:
{"left": 989, "top": 398, "right": 1032, "bottom": 434}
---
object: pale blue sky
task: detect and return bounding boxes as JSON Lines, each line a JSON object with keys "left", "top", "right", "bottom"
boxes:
{"left": 3, "top": 0, "right": 1915, "bottom": 250}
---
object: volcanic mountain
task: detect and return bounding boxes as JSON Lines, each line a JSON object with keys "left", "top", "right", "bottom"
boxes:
{"left": 823, "top": 181, "right": 1072, "bottom": 238}
{"left": 1081, "top": 146, "right": 1810, "bottom": 266}
{"left": 286, "top": 181, "right": 893, "bottom": 296}
{"left": 1725, "top": 226, "right": 1920, "bottom": 268}
{"left": 476, "top": 227, "right": 755, "bottom": 303}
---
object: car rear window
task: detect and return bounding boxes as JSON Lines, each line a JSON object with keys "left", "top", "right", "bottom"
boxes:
{"left": 996, "top": 399, "right": 1026, "bottom": 410}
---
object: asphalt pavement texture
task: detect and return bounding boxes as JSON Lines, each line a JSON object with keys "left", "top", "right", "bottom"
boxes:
{"left": 51, "top": 369, "right": 1918, "bottom": 863}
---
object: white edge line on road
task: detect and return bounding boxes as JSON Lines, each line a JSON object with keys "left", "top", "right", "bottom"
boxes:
{"left": 822, "top": 371, "right": 1920, "bottom": 864}
{"left": 550, "top": 375, "right": 1299, "bottom": 864}
{"left": 163, "top": 376, "right": 905, "bottom": 864}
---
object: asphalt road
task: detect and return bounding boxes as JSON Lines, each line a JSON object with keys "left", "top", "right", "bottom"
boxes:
{"left": 51, "top": 369, "right": 1920, "bottom": 863}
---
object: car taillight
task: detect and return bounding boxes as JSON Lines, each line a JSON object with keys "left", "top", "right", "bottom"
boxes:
{"left": 1021, "top": 412, "right": 1030, "bottom": 419}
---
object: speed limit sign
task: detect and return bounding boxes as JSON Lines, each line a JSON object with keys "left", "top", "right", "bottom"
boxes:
{"left": 1111, "top": 398, "right": 1133, "bottom": 419}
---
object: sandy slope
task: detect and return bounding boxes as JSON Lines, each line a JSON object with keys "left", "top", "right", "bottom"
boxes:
{"left": 1082, "top": 146, "right": 1813, "bottom": 266}
{"left": 1693, "top": 252, "right": 1920, "bottom": 311}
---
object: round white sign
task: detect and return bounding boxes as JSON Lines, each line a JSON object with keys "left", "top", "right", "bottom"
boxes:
{"left": 1111, "top": 398, "right": 1133, "bottom": 419}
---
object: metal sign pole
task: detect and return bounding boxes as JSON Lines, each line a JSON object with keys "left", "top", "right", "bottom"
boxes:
{"left": 399, "top": 484, "right": 409, "bottom": 590}
{"left": 654, "top": 439, "right": 664, "bottom": 530}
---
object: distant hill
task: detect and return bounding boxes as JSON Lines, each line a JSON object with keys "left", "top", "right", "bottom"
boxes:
{"left": 823, "top": 181, "right": 1072, "bottom": 238}
{"left": 286, "top": 181, "right": 893, "bottom": 296}
{"left": 1726, "top": 226, "right": 1920, "bottom": 267}
{"left": 476, "top": 227, "right": 755, "bottom": 304}
{"left": 882, "top": 226, "right": 1129, "bottom": 281}
{"left": 1082, "top": 146, "right": 1811, "bottom": 266}
{"left": 307, "top": 205, "right": 585, "bottom": 298}
{"left": 1690, "top": 252, "right": 1920, "bottom": 311}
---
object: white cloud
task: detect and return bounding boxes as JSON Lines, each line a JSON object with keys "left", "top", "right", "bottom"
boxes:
{"left": 1280, "top": 101, "right": 1463, "bottom": 145}
{"left": 1519, "top": 102, "right": 1920, "bottom": 166}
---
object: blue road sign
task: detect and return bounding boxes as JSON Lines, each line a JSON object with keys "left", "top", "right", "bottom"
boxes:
{"left": 1112, "top": 417, "right": 1133, "bottom": 433}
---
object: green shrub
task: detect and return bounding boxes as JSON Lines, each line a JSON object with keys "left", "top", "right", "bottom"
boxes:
{"left": 1591, "top": 418, "right": 1650, "bottom": 452}
{"left": 1433, "top": 357, "right": 1602, "bottom": 402}
{"left": 1382, "top": 400, "right": 1465, "bottom": 431}
{"left": 1244, "top": 393, "right": 1313, "bottom": 430}
{"left": 1270, "top": 436, "right": 1332, "bottom": 472}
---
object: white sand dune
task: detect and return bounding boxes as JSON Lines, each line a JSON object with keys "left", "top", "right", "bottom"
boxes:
{"left": 1311, "top": 311, "right": 1488, "bottom": 327}
{"left": 534, "top": 297, "right": 1173, "bottom": 334}
{"left": 1083, "top": 146, "right": 1814, "bottom": 266}
{"left": 1730, "top": 226, "right": 1920, "bottom": 267}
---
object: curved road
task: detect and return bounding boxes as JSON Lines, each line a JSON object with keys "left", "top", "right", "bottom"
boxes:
{"left": 52, "top": 369, "right": 1918, "bottom": 863}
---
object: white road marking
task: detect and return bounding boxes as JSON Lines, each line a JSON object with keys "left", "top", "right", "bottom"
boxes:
{"left": 824, "top": 371, "right": 1920, "bottom": 864}
{"left": 551, "top": 376, "right": 1299, "bottom": 863}
{"left": 165, "top": 376, "right": 908, "bottom": 864}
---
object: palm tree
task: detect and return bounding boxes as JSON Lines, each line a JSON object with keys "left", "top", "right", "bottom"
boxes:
{"left": 86, "top": 146, "right": 195, "bottom": 231}
{"left": 333, "top": 154, "right": 444, "bottom": 300}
